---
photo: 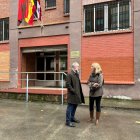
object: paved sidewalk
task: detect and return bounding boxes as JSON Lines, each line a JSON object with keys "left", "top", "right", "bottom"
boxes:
{"left": 0, "top": 99, "right": 140, "bottom": 140}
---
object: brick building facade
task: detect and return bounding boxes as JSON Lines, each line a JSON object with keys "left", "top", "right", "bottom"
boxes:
{"left": 0, "top": 0, "right": 140, "bottom": 100}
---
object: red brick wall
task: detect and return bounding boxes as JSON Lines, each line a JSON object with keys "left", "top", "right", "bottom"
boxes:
{"left": 81, "top": 33, "right": 134, "bottom": 84}
{"left": 0, "top": 0, "right": 9, "bottom": 18}
{"left": 0, "top": 43, "right": 10, "bottom": 81}
{"left": 0, "top": 0, "right": 10, "bottom": 82}
{"left": 0, "top": 43, "right": 9, "bottom": 51}
{"left": 41, "top": 0, "right": 69, "bottom": 24}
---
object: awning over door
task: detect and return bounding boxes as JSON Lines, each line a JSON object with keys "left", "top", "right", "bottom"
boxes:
{"left": 22, "top": 46, "right": 67, "bottom": 53}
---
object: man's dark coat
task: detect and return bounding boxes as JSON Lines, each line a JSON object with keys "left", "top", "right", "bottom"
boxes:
{"left": 66, "top": 70, "right": 85, "bottom": 104}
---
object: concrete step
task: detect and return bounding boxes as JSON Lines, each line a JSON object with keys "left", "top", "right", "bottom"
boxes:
{"left": 82, "top": 97, "right": 140, "bottom": 110}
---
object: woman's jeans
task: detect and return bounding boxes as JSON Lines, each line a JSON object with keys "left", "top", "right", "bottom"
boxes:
{"left": 89, "top": 96, "right": 102, "bottom": 112}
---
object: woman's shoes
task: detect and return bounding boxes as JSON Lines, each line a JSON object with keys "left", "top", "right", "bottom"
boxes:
{"left": 95, "top": 119, "right": 99, "bottom": 125}
{"left": 87, "top": 118, "right": 94, "bottom": 123}
{"left": 95, "top": 112, "right": 100, "bottom": 126}
{"left": 88, "top": 111, "right": 94, "bottom": 123}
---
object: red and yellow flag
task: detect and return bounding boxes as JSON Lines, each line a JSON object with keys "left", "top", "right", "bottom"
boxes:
{"left": 18, "top": 0, "right": 26, "bottom": 25}
{"left": 25, "top": 0, "right": 36, "bottom": 25}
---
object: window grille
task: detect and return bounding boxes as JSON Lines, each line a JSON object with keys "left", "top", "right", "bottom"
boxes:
{"left": 45, "top": 0, "right": 56, "bottom": 8}
{"left": 0, "top": 18, "right": 9, "bottom": 41}
{"left": 64, "top": 0, "right": 70, "bottom": 14}
{"left": 84, "top": 0, "right": 131, "bottom": 33}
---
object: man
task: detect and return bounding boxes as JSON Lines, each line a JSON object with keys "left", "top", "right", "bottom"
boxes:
{"left": 65, "top": 62, "right": 85, "bottom": 127}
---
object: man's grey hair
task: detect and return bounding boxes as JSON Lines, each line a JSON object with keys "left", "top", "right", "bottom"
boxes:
{"left": 72, "top": 62, "right": 79, "bottom": 68}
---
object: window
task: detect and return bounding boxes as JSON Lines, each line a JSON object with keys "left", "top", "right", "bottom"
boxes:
{"left": 108, "top": 1, "right": 118, "bottom": 30}
{"left": 85, "top": 6, "right": 94, "bottom": 32}
{"left": 0, "top": 18, "right": 9, "bottom": 41}
{"left": 119, "top": 1, "right": 130, "bottom": 29}
{"left": 84, "top": 0, "right": 131, "bottom": 33}
{"left": 64, "top": 0, "right": 70, "bottom": 14}
{"left": 45, "top": 0, "right": 56, "bottom": 8}
{"left": 95, "top": 4, "right": 104, "bottom": 31}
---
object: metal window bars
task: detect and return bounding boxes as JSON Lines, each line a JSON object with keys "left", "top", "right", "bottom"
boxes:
{"left": 84, "top": 0, "right": 131, "bottom": 33}
{"left": 64, "top": 0, "right": 70, "bottom": 14}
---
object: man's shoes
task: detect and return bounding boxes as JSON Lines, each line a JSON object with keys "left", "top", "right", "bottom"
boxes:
{"left": 71, "top": 118, "right": 80, "bottom": 123}
{"left": 65, "top": 122, "right": 76, "bottom": 127}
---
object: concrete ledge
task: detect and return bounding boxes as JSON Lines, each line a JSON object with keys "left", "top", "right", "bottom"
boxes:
{"left": 83, "top": 97, "right": 140, "bottom": 110}
{"left": 0, "top": 92, "right": 67, "bottom": 103}
{"left": 0, "top": 92, "right": 140, "bottom": 110}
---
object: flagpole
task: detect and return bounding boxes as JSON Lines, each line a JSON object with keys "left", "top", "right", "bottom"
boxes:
{"left": 33, "top": 0, "right": 43, "bottom": 28}
{"left": 34, "top": 14, "right": 44, "bottom": 28}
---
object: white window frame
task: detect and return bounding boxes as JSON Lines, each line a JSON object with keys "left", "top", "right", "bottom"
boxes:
{"left": 104, "top": 4, "right": 108, "bottom": 32}
{"left": 84, "top": 0, "right": 131, "bottom": 33}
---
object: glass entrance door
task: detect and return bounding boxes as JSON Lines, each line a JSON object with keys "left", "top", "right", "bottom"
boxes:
{"left": 46, "top": 54, "right": 55, "bottom": 80}
{"left": 36, "top": 51, "right": 67, "bottom": 88}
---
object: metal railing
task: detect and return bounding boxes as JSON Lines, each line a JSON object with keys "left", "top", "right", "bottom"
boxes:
{"left": 0, "top": 71, "right": 67, "bottom": 105}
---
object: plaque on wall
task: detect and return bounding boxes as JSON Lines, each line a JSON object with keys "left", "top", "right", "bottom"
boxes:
{"left": 70, "top": 51, "right": 80, "bottom": 58}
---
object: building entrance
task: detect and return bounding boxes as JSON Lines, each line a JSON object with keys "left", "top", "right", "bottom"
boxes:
{"left": 21, "top": 46, "right": 67, "bottom": 88}
{"left": 36, "top": 51, "right": 67, "bottom": 87}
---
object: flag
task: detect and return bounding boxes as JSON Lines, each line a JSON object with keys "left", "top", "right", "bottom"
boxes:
{"left": 34, "top": 0, "right": 42, "bottom": 20}
{"left": 25, "top": 0, "right": 36, "bottom": 25}
{"left": 18, "top": 0, "right": 26, "bottom": 25}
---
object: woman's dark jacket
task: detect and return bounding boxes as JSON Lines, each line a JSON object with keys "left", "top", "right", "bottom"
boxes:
{"left": 66, "top": 70, "right": 85, "bottom": 104}
{"left": 87, "top": 73, "right": 104, "bottom": 97}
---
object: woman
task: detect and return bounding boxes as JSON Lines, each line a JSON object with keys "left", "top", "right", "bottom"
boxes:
{"left": 87, "top": 63, "right": 104, "bottom": 125}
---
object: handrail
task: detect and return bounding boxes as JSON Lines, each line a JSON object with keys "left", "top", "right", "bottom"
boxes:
{"left": 0, "top": 71, "right": 67, "bottom": 105}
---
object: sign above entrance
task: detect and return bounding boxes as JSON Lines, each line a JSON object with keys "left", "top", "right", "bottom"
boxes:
{"left": 70, "top": 51, "right": 80, "bottom": 58}
{"left": 22, "top": 46, "right": 67, "bottom": 53}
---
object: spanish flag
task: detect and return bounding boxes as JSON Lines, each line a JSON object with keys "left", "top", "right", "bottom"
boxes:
{"left": 25, "top": 0, "right": 36, "bottom": 25}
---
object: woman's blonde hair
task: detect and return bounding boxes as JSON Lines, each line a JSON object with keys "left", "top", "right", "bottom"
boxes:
{"left": 91, "top": 63, "right": 102, "bottom": 74}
